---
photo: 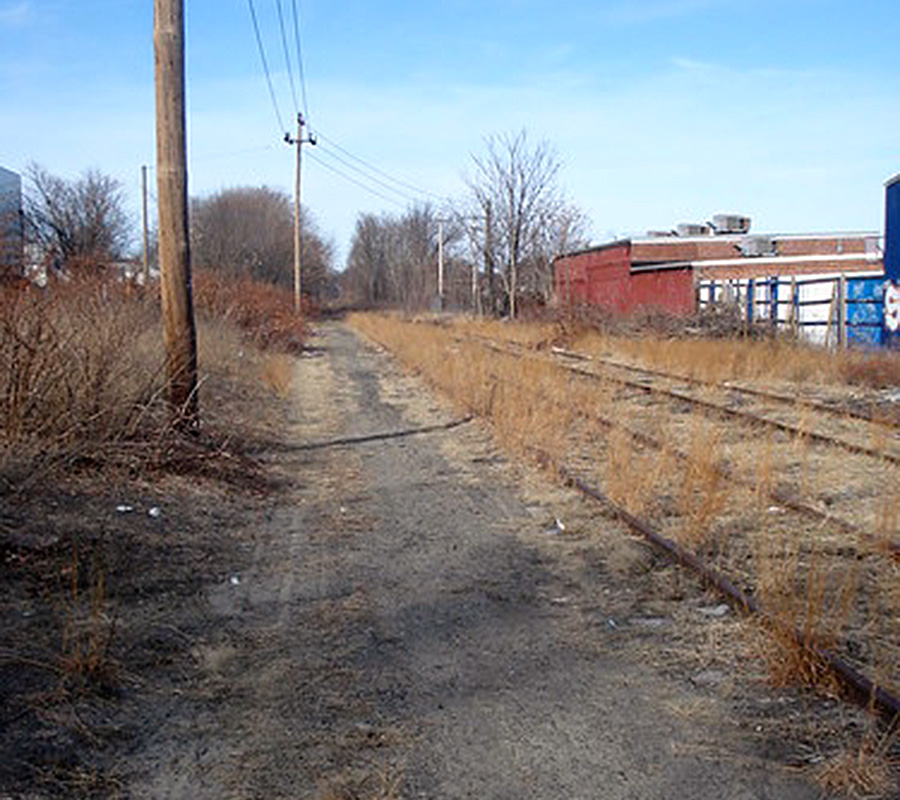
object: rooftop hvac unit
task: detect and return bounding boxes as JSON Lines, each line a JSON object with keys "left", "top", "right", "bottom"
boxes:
{"left": 738, "top": 235, "right": 776, "bottom": 257}
{"left": 676, "top": 223, "right": 712, "bottom": 237}
{"left": 712, "top": 214, "right": 751, "bottom": 234}
{"left": 646, "top": 230, "right": 677, "bottom": 238}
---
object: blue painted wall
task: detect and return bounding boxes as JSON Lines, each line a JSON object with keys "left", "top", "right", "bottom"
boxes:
{"left": 885, "top": 176, "right": 900, "bottom": 282}
{"left": 847, "top": 276, "right": 884, "bottom": 346}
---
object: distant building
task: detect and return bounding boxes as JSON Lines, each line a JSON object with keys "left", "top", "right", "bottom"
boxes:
{"left": 554, "top": 216, "right": 881, "bottom": 317}
{"left": 0, "top": 166, "right": 24, "bottom": 279}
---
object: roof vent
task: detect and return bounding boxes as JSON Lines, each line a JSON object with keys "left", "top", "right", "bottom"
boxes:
{"left": 712, "top": 214, "right": 751, "bottom": 235}
{"left": 676, "top": 223, "right": 712, "bottom": 237}
{"left": 738, "top": 235, "right": 777, "bottom": 257}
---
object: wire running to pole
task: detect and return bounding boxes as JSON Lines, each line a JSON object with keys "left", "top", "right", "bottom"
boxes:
{"left": 315, "top": 130, "right": 445, "bottom": 201}
{"left": 290, "top": 0, "right": 310, "bottom": 121}
{"left": 314, "top": 143, "right": 423, "bottom": 204}
{"left": 306, "top": 150, "right": 408, "bottom": 208}
{"left": 275, "top": 0, "right": 300, "bottom": 114}
{"left": 247, "top": 0, "right": 287, "bottom": 135}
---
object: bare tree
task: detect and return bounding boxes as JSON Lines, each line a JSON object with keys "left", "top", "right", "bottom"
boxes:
{"left": 346, "top": 213, "right": 392, "bottom": 306}
{"left": 345, "top": 204, "right": 461, "bottom": 311}
{"left": 464, "top": 131, "right": 588, "bottom": 317}
{"left": 24, "top": 163, "right": 132, "bottom": 272}
{"left": 191, "top": 186, "right": 333, "bottom": 300}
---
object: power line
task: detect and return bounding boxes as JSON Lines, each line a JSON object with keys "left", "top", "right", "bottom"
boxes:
{"left": 315, "top": 130, "right": 445, "bottom": 201}
{"left": 275, "top": 0, "right": 299, "bottom": 114}
{"left": 314, "top": 142, "right": 422, "bottom": 204}
{"left": 247, "top": 0, "right": 287, "bottom": 136}
{"left": 290, "top": 0, "right": 310, "bottom": 120}
{"left": 306, "top": 149, "right": 407, "bottom": 209}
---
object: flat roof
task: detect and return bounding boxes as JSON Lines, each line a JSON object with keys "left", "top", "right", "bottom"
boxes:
{"left": 557, "top": 230, "right": 881, "bottom": 261}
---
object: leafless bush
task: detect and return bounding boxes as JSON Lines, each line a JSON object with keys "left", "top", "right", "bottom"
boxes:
{"left": 0, "top": 279, "right": 165, "bottom": 464}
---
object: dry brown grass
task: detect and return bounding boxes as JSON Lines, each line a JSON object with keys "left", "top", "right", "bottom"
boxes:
{"left": 674, "top": 422, "right": 729, "bottom": 551}
{"left": 350, "top": 313, "right": 900, "bottom": 712}
{"left": 2, "top": 274, "right": 304, "bottom": 695}
{"left": 747, "top": 524, "right": 860, "bottom": 695}
{"left": 0, "top": 279, "right": 169, "bottom": 490}
{"left": 193, "top": 269, "right": 305, "bottom": 354}
{"left": 0, "top": 279, "right": 165, "bottom": 448}
{"left": 54, "top": 533, "right": 118, "bottom": 693}
{"left": 815, "top": 728, "right": 899, "bottom": 800}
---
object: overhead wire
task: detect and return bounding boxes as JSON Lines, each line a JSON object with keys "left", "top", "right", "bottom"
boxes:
{"left": 244, "top": 2, "right": 450, "bottom": 212}
{"left": 290, "top": 0, "right": 310, "bottom": 121}
{"left": 314, "top": 130, "right": 445, "bottom": 201}
{"left": 313, "top": 143, "right": 424, "bottom": 204}
{"left": 247, "top": 0, "right": 287, "bottom": 136}
{"left": 275, "top": 0, "right": 300, "bottom": 116}
{"left": 306, "top": 150, "right": 407, "bottom": 209}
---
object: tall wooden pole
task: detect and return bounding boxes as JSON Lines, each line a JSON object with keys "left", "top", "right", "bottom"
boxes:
{"left": 293, "top": 113, "right": 303, "bottom": 314}
{"left": 437, "top": 220, "right": 444, "bottom": 312}
{"left": 154, "top": 0, "right": 198, "bottom": 425}
{"left": 484, "top": 201, "right": 493, "bottom": 315}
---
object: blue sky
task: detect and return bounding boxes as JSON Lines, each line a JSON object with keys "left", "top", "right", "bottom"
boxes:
{"left": 2, "top": 0, "right": 898, "bottom": 264}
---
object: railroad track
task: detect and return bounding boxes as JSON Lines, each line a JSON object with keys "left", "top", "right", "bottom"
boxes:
{"left": 361, "top": 317, "right": 900, "bottom": 725}
{"left": 447, "top": 330, "right": 900, "bottom": 466}
{"left": 493, "top": 365, "right": 900, "bottom": 562}
{"left": 555, "top": 462, "right": 900, "bottom": 723}
{"left": 550, "top": 346, "right": 899, "bottom": 429}
{"left": 437, "top": 327, "right": 900, "bottom": 561}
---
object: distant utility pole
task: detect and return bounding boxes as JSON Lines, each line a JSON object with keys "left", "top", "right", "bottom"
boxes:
{"left": 437, "top": 220, "right": 444, "bottom": 312}
{"left": 484, "top": 200, "right": 493, "bottom": 315}
{"left": 154, "top": 0, "right": 198, "bottom": 426}
{"left": 285, "top": 113, "right": 316, "bottom": 314}
{"left": 141, "top": 164, "right": 150, "bottom": 290}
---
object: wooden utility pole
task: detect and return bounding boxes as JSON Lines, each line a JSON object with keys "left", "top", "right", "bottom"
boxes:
{"left": 293, "top": 114, "right": 303, "bottom": 313}
{"left": 484, "top": 200, "right": 493, "bottom": 315}
{"left": 286, "top": 113, "right": 315, "bottom": 314}
{"left": 437, "top": 220, "right": 444, "bottom": 312}
{"left": 154, "top": 0, "right": 198, "bottom": 425}
{"left": 472, "top": 248, "right": 479, "bottom": 315}
{"left": 141, "top": 165, "right": 150, "bottom": 290}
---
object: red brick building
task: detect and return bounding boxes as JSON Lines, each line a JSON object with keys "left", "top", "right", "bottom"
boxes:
{"left": 554, "top": 222, "right": 882, "bottom": 316}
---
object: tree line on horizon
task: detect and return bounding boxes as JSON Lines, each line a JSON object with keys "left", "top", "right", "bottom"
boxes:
{"left": 11, "top": 129, "right": 589, "bottom": 317}
{"left": 345, "top": 130, "right": 590, "bottom": 317}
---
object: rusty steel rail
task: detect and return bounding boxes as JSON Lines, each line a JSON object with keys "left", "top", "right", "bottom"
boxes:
{"left": 552, "top": 346, "right": 900, "bottom": 429}
{"left": 572, "top": 397, "right": 900, "bottom": 562}
{"left": 556, "top": 464, "right": 900, "bottom": 722}
{"left": 493, "top": 366, "right": 900, "bottom": 561}
{"left": 462, "top": 334, "right": 900, "bottom": 467}
{"left": 564, "top": 360, "right": 900, "bottom": 466}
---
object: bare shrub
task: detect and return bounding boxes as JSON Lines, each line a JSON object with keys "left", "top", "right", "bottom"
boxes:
{"left": 193, "top": 269, "right": 305, "bottom": 354}
{"left": 0, "top": 278, "right": 166, "bottom": 474}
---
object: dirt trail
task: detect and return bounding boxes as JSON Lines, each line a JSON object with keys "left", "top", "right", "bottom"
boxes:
{"left": 130, "top": 322, "right": 821, "bottom": 799}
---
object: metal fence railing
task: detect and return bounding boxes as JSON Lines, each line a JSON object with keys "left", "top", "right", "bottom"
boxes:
{"left": 697, "top": 272, "right": 885, "bottom": 347}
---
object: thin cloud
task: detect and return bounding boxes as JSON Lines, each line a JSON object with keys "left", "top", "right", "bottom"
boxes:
{"left": 0, "top": 1, "right": 31, "bottom": 27}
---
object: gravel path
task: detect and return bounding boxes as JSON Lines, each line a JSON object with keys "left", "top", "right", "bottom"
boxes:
{"left": 131, "top": 322, "right": 821, "bottom": 799}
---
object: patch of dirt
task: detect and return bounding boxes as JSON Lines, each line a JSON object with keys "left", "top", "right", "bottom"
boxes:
{"left": 1, "top": 322, "right": 887, "bottom": 798}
